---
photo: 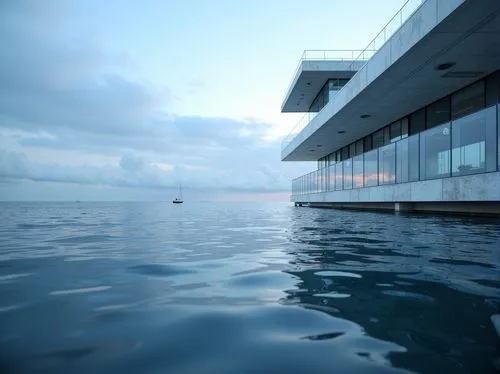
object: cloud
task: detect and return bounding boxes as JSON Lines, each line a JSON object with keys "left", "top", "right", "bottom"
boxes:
{"left": 0, "top": 150, "right": 302, "bottom": 193}
{"left": 0, "top": 1, "right": 312, "bottom": 198}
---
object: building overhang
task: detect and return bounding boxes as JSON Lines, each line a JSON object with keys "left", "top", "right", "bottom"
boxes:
{"left": 281, "top": 60, "right": 366, "bottom": 113}
{"left": 282, "top": 0, "right": 500, "bottom": 161}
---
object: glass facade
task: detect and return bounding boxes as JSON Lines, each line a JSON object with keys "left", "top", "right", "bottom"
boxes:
{"left": 378, "top": 144, "right": 396, "bottom": 185}
{"left": 352, "top": 155, "right": 364, "bottom": 188}
{"left": 292, "top": 106, "right": 499, "bottom": 196}
{"left": 291, "top": 73, "right": 500, "bottom": 197}
{"left": 364, "top": 149, "right": 378, "bottom": 187}
{"left": 343, "top": 159, "right": 353, "bottom": 190}
{"left": 420, "top": 123, "right": 451, "bottom": 180}
{"left": 396, "top": 138, "right": 409, "bottom": 183}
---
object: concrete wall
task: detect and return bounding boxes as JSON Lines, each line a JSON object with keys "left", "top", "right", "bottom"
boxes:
{"left": 291, "top": 171, "right": 500, "bottom": 204}
{"left": 282, "top": 0, "right": 465, "bottom": 159}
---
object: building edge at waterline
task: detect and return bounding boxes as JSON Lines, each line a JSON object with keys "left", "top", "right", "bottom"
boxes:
{"left": 280, "top": 0, "right": 500, "bottom": 216}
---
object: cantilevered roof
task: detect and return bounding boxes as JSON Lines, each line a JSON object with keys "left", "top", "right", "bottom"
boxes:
{"left": 281, "top": 59, "right": 367, "bottom": 113}
{"left": 281, "top": 0, "right": 500, "bottom": 161}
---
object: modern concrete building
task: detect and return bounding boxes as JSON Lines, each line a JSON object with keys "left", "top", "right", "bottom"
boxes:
{"left": 281, "top": 0, "right": 500, "bottom": 215}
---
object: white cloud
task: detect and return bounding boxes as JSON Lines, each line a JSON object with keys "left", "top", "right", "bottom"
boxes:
{"left": 0, "top": 0, "right": 313, "bottom": 199}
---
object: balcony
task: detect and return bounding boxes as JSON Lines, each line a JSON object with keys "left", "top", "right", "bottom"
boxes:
{"left": 281, "top": 0, "right": 425, "bottom": 154}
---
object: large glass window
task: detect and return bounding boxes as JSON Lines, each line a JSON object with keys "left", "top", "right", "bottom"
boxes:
{"left": 384, "top": 127, "right": 391, "bottom": 145}
{"left": 373, "top": 129, "right": 385, "bottom": 148}
{"left": 486, "top": 71, "right": 500, "bottom": 106}
{"left": 452, "top": 106, "right": 497, "bottom": 176}
{"left": 364, "top": 135, "right": 373, "bottom": 152}
{"left": 426, "top": 97, "right": 450, "bottom": 129}
{"left": 353, "top": 155, "right": 364, "bottom": 188}
{"left": 335, "top": 162, "right": 343, "bottom": 191}
{"left": 390, "top": 120, "right": 402, "bottom": 143}
{"left": 329, "top": 79, "right": 348, "bottom": 100}
{"left": 410, "top": 108, "right": 426, "bottom": 135}
{"left": 320, "top": 167, "right": 326, "bottom": 192}
{"left": 420, "top": 123, "right": 451, "bottom": 180}
{"left": 313, "top": 171, "right": 319, "bottom": 193}
{"left": 451, "top": 80, "right": 485, "bottom": 120}
{"left": 355, "top": 139, "right": 364, "bottom": 156}
{"left": 401, "top": 117, "right": 409, "bottom": 138}
{"left": 343, "top": 159, "right": 353, "bottom": 189}
{"left": 378, "top": 143, "right": 396, "bottom": 185}
{"left": 328, "top": 165, "right": 335, "bottom": 191}
{"left": 396, "top": 137, "right": 409, "bottom": 183}
{"left": 349, "top": 144, "right": 356, "bottom": 159}
{"left": 341, "top": 147, "right": 349, "bottom": 161}
{"left": 408, "top": 134, "right": 420, "bottom": 182}
{"left": 364, "top": 149, "right": 378, "bottom": 187}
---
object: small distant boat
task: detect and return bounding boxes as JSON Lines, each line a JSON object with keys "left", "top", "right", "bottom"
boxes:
{"left": 172, "top": 184, "right": 183, "bottom": 204}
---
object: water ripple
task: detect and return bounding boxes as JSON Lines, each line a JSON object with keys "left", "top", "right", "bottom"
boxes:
{"left": 0, "top": 202, "right": 498, "bottom": 374}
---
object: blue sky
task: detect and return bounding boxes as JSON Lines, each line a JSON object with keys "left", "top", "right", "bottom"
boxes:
{"left": 0, "top": 0, "right": 417, "bottom": 201}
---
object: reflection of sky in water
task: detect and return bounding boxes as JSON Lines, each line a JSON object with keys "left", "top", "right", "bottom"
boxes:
{"left": 0, "top": 202, "right": 498, "bottom": 374}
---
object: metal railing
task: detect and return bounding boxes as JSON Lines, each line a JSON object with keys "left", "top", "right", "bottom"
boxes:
{"left": 281, "top": 0, "right": 425, "bottom": 152}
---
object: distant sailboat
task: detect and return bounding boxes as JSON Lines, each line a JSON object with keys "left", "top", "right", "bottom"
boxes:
{"left": 172, "top": 184, "right": 183, "bottom": 204}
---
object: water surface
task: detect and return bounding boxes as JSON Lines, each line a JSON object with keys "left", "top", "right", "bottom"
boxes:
{"left": 0, "top": 202, "right": 499, "bottom": 373}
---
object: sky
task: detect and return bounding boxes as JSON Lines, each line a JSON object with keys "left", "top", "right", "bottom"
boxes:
{"left": 0, "top": 0, "right": 414, "bottom": 202}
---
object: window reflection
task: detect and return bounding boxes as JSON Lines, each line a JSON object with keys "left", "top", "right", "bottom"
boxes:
{"left": 353, "top": 155, "right": 364, "bottom": 188}
{"left": 451, "top": 110, "right": 487, "bottom": 176}
{"left": 420, "top": 123, "right": 451, "bottom": 180}
{"left": 335, "top": 163, "right": 343, "bottom": 191}
{"left": 378, "top": 144, "right": 396, "bottom": 185}
{"left": 396, "top": 138, "right": 409, "bottom": 183}
{"left": 343, "top": 159, "right": 353, "bottom": 190}
{"left": 292, "top": 98, "right": 499, "bottom": 197}
{"left": 328, "top": 165, "right": 335, "bottom": 192}
{"left": 364, "top": 149, "right": 378, "bottom": 187}
{"left": 408, "top": 135, "right": 420, "bottom": 182}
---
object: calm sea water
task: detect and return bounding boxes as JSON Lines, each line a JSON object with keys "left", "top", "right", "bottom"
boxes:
{"left": 0, "top": 202, "right": 499, "bottom": 374}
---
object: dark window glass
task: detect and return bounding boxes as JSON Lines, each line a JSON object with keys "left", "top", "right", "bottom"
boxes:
{"left": 355, "top": 139, "right": 364, "bottom": 155}
{"left": 373, "top": 129, "right": 385, "bottom": 148}
{"left": 486, "top": 71, "right": 500, "bottom": 106}
{"left": 378, "top": 143, "right": 396, "bottom": 185}
{"left": 426, "top": 96, "right": 450, "bottom": 129}
{"left": 420, "top": 123, "right": 451, "bottom": 180}
{"left": 353, "top": 155, "right": 364, "bottom": 188}
{"left": 343, "top": 159, "right": 353, "bottom": 189}
{"left": 390, "top": 120, "right": 401, "bottom": 143}
{"left": 410, "top": 108, "right": 426, "bottom": 135}
{"left": 408, "top": 134, "right": 419, "bottom": 182}
{"left": 396, "top": 138, "right": 409, "bottom": 183}
{"left": 349, "top": 143, "right": 356, "bottom": 159}
{"left": 451, "top": 80, "right": 485, "bottom": 120}
{"left": 401, "top": 117, "right": 409, "bottom": 138}
{"left": 328, "top": 153, "right": 336, "bottom": 166}
{"left": 364, "top": 149, "right": 378, "bottom": 187}
{"left": 341, "top": 147, "right": 349, "bottom": 161}
{"left": 383, "top": 126, "right": 391, "bottom": 145}
{"left": 498, "top": 104, "right": 500, "bottom": 169}
{"left": 364, "top": 135, "right": 373, "bottom": 152}
{"left": 451, "top": 106, "right": 496, "bottom": 175}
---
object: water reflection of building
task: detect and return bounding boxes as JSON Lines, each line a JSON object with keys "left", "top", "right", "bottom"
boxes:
{"left": 281, "top": 0, "right": 500, "bottom": 215}
{"left": 281, "top": 210, "right": 500, "bottom": 373}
